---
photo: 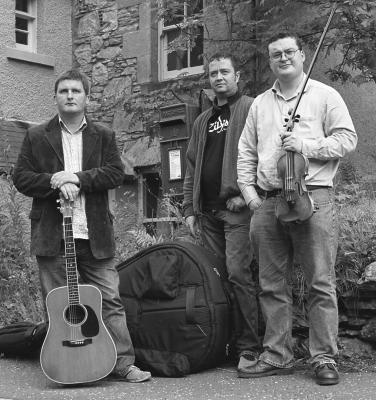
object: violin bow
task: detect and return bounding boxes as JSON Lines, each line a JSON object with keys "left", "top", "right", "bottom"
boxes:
{"left": 287, "top": 3, "right": 337, "bottom": 130}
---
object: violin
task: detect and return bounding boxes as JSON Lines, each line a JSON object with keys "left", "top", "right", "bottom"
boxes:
{"left": 274, "top": 4, "right": 337, "bottom": 223}
{"left": 275, "top": 132, "right": 314, "bottom": 223}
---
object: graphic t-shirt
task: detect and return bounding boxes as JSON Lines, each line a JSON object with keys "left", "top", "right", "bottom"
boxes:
{"left": 201, "top": 103, "right": 230, "bottom": 210}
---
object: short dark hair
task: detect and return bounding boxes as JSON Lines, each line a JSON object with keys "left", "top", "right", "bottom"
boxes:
{"left": 207, "top": 52, "right": 239, "bottom": 72}
{"left": 267, "top": 32, "right": 303, "bottom": 50}
{"left": 54, "top": 70, "right": 90, "bottom": 95}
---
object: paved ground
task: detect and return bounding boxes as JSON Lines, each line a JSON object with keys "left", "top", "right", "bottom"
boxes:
{"left": 0, "top": 358, "right": 376, "bottom": 400}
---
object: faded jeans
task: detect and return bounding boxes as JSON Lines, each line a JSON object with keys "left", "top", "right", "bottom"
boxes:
{"left": 251, "top": 188, "right": 338, "bottom": 368}
{"left": 37, "top": 239, "right": 135, "bottom": 373}
{"left": 200, "top": 207, "right": 260, "bottom": 355}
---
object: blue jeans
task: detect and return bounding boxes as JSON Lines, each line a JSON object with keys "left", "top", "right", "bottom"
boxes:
{"left": 251, "top": 188, "right": 338, "bottom": 368}
{"left": 37, "top": 239, "right": 134, "bottom": 372}
{"left": 200, "top": 207, "right": 260, "bottom": 355}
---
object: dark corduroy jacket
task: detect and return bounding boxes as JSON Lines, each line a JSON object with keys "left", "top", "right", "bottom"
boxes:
{"left": 13, "top": 115, "right": 125, "bottom": 259}
{"left": 183, "top": 93, "right": 253, "bottom": 217}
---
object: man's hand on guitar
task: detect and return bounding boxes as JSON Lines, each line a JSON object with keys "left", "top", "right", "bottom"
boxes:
{"left": 51, "top": 171, "right": 80, "bottom": 189}
{"left": 60, "top": 183, "right": 80, "bottom": 202}
{"left": 280, "top": 131, "right": 303, "bottom": 153}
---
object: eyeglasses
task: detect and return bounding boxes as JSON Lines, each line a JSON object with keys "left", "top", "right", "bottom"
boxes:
{"left": 269, "top": 49, "right": 301, "bottom": 62}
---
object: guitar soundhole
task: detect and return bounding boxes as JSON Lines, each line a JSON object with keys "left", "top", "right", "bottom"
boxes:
{"left": 64, "top": 304, "right": 87, "bottom": 326}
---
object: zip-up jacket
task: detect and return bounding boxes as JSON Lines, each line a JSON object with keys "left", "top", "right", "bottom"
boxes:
{"left": 183, "top": 94, "right": 253, "bottom": 217}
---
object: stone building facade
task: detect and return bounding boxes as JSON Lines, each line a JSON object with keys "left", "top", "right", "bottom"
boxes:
{"left": 72, "top": 0, "right": 207, "bottom": 222}
{"left": 72, "top": 0, "right": 376, "bottom": 222}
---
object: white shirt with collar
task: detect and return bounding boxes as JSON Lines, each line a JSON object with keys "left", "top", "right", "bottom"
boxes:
{"left": 237, "top": 76, "right": 357, "bottom": 205}
{"left": 59, "top": 116, "right": 89, "bottom": 239}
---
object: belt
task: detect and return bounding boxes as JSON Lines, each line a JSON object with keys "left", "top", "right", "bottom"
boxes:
{"left": 256, "top": 185, "right": 330, "bottom": 199}
{"left": 255, "top": 187, "right": 281, "bottom": 199}
{"left": 306, "top": 185, "right": 331, "bottom": 191}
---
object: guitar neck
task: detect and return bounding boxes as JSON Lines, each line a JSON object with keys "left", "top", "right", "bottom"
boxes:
{"left": 63, "top": 215, "right": 80, "bottom": 305}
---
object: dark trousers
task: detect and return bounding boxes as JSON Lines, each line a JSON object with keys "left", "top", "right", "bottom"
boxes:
{"left": 200, "top": 207, "right": 260, "bottom": 355}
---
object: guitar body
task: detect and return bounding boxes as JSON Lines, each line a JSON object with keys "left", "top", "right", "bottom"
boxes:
{"left": 40, "top": 284, "right": 117, "bottom": 385}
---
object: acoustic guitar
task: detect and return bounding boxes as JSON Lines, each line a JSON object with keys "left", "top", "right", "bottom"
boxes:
{"left": 40, "top": 197, "right": 117, "bottom": 385}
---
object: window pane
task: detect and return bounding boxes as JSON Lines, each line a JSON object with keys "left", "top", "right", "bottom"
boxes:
{"left": 188, "top": 0, "right": 203, "bottom": 16}
{"left": 166, "top": 29, "right": 188, "bottom": 71}
{"left": 163, "top": 1, "right": 184, "bottom": 26}
{"left": 168, "top": 51, "right": 188, "bottom": 71}
{"left": 16, "top": 31, "right": 28, "bottom": 45}
{"left": 15, "top": 0, "right": 28, "bottom": 12}
{"left": 15, "top": 17, "right": 28, "bottom": 31}
{"left": 190, "top": 26, "right": 203, "bottom": 67}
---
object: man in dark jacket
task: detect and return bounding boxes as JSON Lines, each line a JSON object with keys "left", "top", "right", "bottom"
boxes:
{"left": 13, "top": 69, "right": 151, "bottom": 383}
{"left": 183, "top": 53, "right": 260, "bottom": 375}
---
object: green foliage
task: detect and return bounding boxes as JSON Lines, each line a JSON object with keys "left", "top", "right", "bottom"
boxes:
{"left": 157, "top": 0, "right": 376, "bottom": 93}
{"left": 112, "top": 190, "right": 153, "bottom": 261}
{"left": 291, "top": 183, "right": 376, "bottom": 326}
{"left": 0, "top": 172, "right": 44, "bottom": 327}
{"left": 285, "top": 0, "right": 376, "bottom": 85}
{"left": 113, "top": 190, "right": 194, "bottom": 263}
{"left": 335, "top": 183, "right": 376, "bottom": 295}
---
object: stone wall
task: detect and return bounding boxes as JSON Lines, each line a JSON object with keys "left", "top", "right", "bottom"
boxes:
{"left": 73, "top": 0, "right": 149, "bottom": 143}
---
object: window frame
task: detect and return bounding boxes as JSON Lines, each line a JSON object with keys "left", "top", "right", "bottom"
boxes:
{"left": 15, "top": 0, "right": 37, "bottom": 52}
{"left": 158, "top": 1, "right": 204, "bottom": 81}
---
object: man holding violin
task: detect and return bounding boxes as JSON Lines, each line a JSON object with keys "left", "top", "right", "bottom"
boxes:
{"left": 237, "top": 32, "right": 357, "bottom": 385}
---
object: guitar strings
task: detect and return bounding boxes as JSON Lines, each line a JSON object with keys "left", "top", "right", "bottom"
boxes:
{"left": 64, "top": 214, "right": 81, "bottom": 343}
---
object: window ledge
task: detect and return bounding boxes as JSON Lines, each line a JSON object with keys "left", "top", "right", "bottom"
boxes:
{"left": 6, "top": 47, "right": 55, "bottom": 68}
{"left": 160, "top": 67, "right": 204, "bottom": 82}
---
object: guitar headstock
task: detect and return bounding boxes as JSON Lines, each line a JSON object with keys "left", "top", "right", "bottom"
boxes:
{"left": 58, "top": 194, "right": 74, "bottom": 218}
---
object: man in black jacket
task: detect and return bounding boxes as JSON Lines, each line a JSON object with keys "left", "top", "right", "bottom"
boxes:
{"left": 13, "top": 70, "right": 150, "bottom": 383}
{"left": 183, "top": 53, "right": 261, "bottom": 375}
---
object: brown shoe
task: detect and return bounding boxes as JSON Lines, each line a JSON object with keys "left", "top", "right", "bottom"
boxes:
{"left": 237, "top": 351, "right": 259, "bottom": 374}
{"left": 238, "top": 360, "right": 294, "bottom": 378}
{"left": 315, "top": 363, "right": 339, "bottom": 386}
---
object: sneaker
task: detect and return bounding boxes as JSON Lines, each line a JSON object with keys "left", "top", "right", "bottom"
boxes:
{"left": 113, "top": 365, "right": 151, "bottom": 383}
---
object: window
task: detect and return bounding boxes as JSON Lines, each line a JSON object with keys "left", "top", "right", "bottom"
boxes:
{"left": 15, "top": 0, "right": 36, "bottom": 51}
{"left": 159, "top": 0, "right": 204, "bottom": 80}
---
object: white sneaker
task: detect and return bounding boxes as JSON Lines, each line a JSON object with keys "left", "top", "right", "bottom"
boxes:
{"left": 117, "top": 365, "right": 151, "bottom": 383}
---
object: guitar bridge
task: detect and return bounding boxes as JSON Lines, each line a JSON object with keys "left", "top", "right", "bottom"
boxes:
{"left": 62, "top": 338, "right": 93, "bottom": 347}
